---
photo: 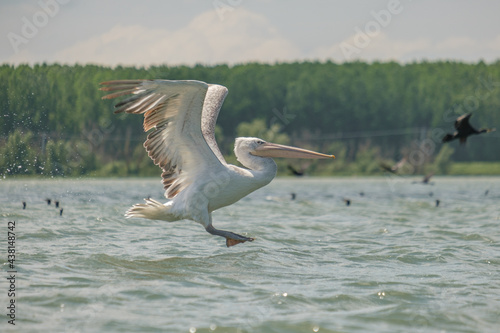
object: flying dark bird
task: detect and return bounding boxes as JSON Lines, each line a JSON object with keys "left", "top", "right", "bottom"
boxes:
{"left": 343, "top": 198, "right": 351, "bottom": 206}
{"left": 485, "top": 190, "right": 489, "bottom": 196}
{"left": 380, "top": 157, "right": 407, "bottom": 174}
{"left": 287, "top": 164, "right": 304, "bottom": 176}
{"left": 412, "top": 172, "right": 434, "bottom": 185}
{"left": 287, "top": 162, "right": 312, "bottom": 177}
{"left": 22, "top": 201, "right": 26, "bottom": 209}
{"left": 290, "top": 193, "right": 297, "bottom": 200}
{"left": 435, "top": 199, "right": 440, "bottom": 207}
{"left": 59, "top": 208, "right": 63, "bottom": 216}
{"left": 55, "top": 200, "right": 60, "bottom": 208}
{"left": 45, "top": 198, "right": 51, "bottom": 205}
{"left": 422, "top": 172, "right": 434, "bottom": 184}
{"left": 442, "top": 113, "right": 496, "bottom": 144}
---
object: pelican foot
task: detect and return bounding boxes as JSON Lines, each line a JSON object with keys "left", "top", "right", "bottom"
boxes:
{"left": 205, "top": 225, "right": 254, "bottom": 247}
{"left": 226, "top": 236, "right": 254, "bottom": 247}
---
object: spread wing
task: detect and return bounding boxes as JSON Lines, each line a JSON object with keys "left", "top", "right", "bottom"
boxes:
{"left": 455, "top": 113, "right": 472, "bottom": 131}
{"left": 100, "top": 79, "right": 228, "bottom": 199}
{"left": 202, "top": 84, "right": 228, "bottom": 165}
{"left": 422, "top": 172, "right": 434, "bottom": 183}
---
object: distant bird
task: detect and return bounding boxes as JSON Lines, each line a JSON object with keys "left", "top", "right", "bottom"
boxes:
{"left": 287, "top": 162, "right": 312, "bottom": 176}
{"left": 101, "top": 79, "right": 335, "bottom": 247}
{"left": 359, "top": 192, "right": 365, "bottom": 196}
{"left": 45, "top": 198, "right": 51, "bottom": 205}
{"left": 287, "top": 164, "right": 304, "bottom": 176}
{"left": 380, "top": 157, "right": 407, "bottom": 174}
{"left": 55, "top": 200, "right": 59, "bottom": 208}
{"left": 442, "top": 113, "right": 495, "bottom": 144}
{"left": 59, "top": 208, "right": 63, "bottom": 216}
{"left": 343, "top": 198, "right": 351, "bottom": 206}
{"left": 485, "top": 190, "right": 489, "bottom": 196}
{"left": 290, "top": 193, "right": 296, "bottom": 200}
{"left": 413, "top": 172, "right": 434, "bottom": 185}
{"left": 22, "top": 201, "right": 26, "bottom": 209}
{"left": 435, "top": 199, "right": 440, "bottom": 207}
{"left": 422, "top": 172, "right": 434, "bottom": 184}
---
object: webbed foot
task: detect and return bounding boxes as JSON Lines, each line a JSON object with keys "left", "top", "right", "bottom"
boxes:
{"left": 226, "top": 235, "right": 254, "bottom": 247}
{"left": 206, "top": 225, "right": 254, "bottom": 247}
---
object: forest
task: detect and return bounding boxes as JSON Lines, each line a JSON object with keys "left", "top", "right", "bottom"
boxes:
{"left": 0, "top": 60, "right": 499, "bottom": 178}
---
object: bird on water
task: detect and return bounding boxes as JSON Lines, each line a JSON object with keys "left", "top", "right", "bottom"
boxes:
{"left": 100, "top": 79, "right": 335, "bottom": 247}
{"left": 442, "top": 113, "right": 495, "bottom": 144}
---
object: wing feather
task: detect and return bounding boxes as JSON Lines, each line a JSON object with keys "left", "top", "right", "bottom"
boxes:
{"left": 455, "top": 113, "right": 471, "bottom": 130}
{"left": 100, "top": 79, "right": 227, "bottom": 199}
{"left": 202, "top": 85, "right": 229, "bottom": 164}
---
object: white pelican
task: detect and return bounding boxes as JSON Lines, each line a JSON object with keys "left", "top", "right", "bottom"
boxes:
{"left": 100, "top": 80, "right": 334, "bottom": 247}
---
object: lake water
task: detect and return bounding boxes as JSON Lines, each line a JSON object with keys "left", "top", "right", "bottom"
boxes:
{"left": 1, "top": 176, "right": 499, "bottom": 333}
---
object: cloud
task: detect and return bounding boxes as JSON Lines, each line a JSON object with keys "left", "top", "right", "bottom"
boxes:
{"left": 50, "top": 8, "right": 300, "bottom": 66}
{"left": 5, "top": 3, "right": 499, "bottom": 66}
{"left": 488, "top": 34, "right": 500, "bottom": 52}
{"left": 313, "top": 32, "right": 500, "bottom": 63}
{"left": 313, "top": 32, "right": 430, "bottom": 62}
{"left": 436, "top": 36, "right": 476, "bottom": 51}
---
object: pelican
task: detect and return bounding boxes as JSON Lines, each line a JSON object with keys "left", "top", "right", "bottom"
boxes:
{"left": 100, "top": 80, "right": 334, "bottom": 247}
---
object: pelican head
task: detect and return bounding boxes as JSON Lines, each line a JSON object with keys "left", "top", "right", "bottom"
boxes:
{"left": 235, "top": 137, "right": 335, "bottom": 161}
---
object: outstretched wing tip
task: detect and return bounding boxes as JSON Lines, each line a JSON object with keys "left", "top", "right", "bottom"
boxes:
{"left": 102, "top": 79, "right": 225, "bottom": 199}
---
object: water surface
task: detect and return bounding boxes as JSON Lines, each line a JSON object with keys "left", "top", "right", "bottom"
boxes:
{"left": 1, "top": 177, "right": 499, "bottom": 332}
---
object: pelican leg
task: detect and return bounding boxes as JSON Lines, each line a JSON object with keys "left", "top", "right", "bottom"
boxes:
{"left": 205, "top": 225, "right": 255, "bottom": 247}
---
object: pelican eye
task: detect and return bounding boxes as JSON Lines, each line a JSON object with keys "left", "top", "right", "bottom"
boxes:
{"left": 257, "top": 140, "right": 265, "bottom": 145}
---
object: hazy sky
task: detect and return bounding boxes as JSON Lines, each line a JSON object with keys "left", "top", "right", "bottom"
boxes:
{"left": 1, "top": 0, "right": 500, "bottom": 67}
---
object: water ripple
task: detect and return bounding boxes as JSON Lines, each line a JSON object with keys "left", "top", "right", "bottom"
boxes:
{"left": 1, "top": 177, "right": 499, "bottom": 332}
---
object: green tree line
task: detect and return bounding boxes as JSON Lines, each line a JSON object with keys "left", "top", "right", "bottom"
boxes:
{"left": 0, "top": 61, "right": 499, "bottom": 177}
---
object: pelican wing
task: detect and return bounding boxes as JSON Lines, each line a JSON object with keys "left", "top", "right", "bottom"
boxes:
{"left": 202, "top": 84, "right": 228, "bottom": 165}
{"left": 100, "top": 79, "right": 227, "bottom": 198}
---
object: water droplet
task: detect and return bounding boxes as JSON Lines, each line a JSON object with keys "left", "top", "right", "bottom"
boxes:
{"left": 189, "top": 327, "right": 196, "bottom": 333}
{"left": 313, "top": 326, "right": 320, "bottom": 332}
{"left": 282, "top": 292, "right": 288, "bottom": 297}
{"left": 209, "top": 324, "right": 217, "bottom": 331}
